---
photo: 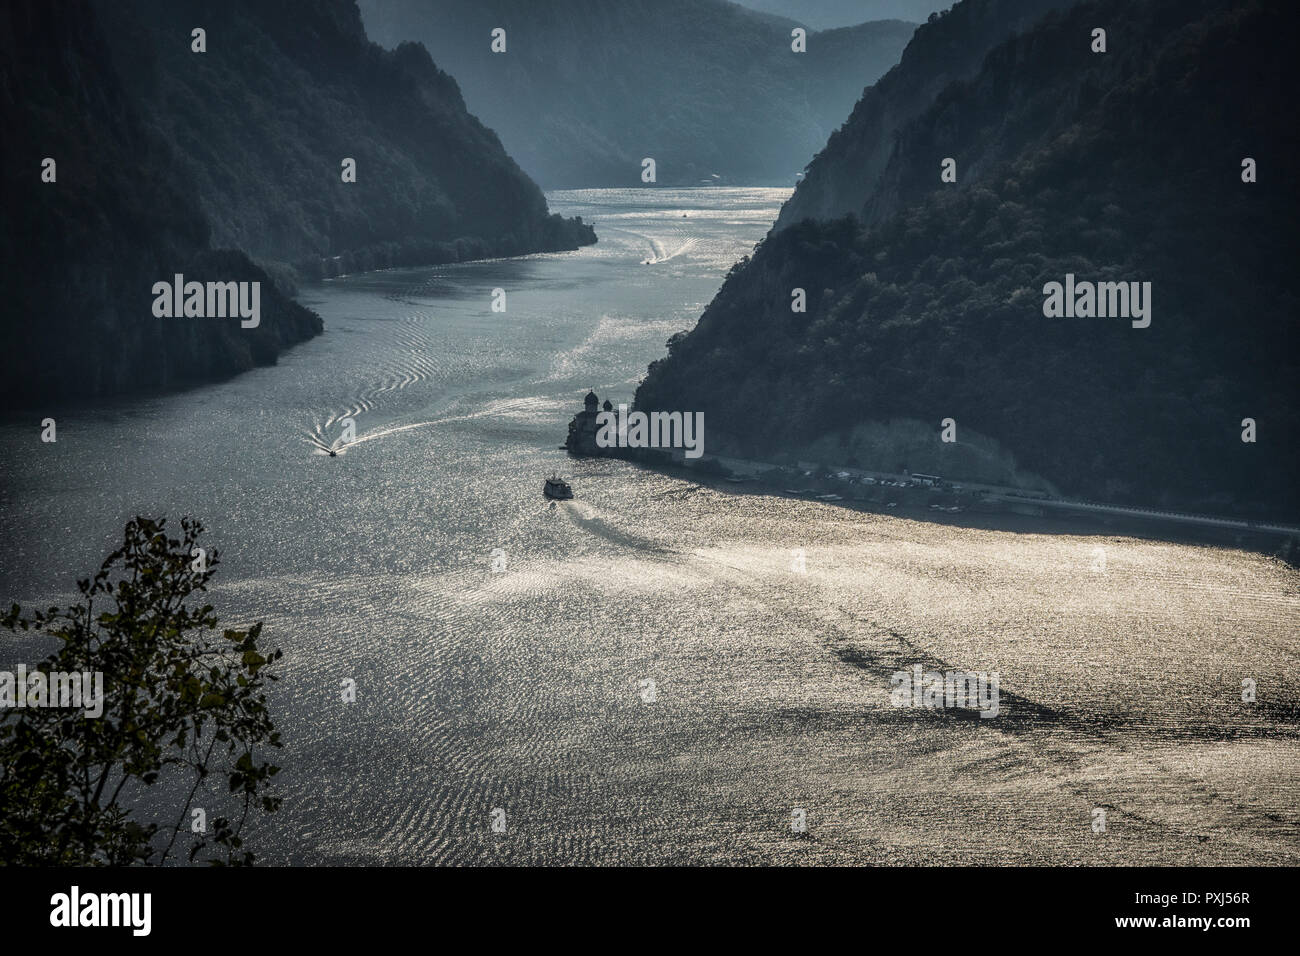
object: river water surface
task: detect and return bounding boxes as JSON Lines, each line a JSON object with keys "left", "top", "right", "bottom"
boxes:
{"left": 1, "top": 188, "right": 1297, "bottom": 864}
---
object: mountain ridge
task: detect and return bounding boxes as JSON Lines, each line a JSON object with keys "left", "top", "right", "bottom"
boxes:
{"left": 634, "top": 0, "right": 1300, "bottom": 518}
{"left": 92, "top": 0, "right": 596, "bottom": 277}
{"left": 357, "top": 0, "right": 917, "bottom": 188}
{"left": 775, "top": 0, "right": 1076, "bottom": 230}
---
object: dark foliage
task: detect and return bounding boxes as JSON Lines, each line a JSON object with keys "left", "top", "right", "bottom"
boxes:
{"left": 1, "top": 517, "right": 282, "bottom": 865}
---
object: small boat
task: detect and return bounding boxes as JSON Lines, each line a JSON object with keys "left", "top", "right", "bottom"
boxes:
{"left": 543, "top": 475, "right": 573, "bottom": 500}
{"left": 328, "top": 450, "right": 337, "bottom": 457}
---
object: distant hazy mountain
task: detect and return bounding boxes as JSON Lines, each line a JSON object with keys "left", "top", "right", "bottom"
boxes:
{"left": 92, "top": 0, "right": 595, "bottom": 278}
{"left": 732, "top": 0, "right": 949, "bottom": 30}
{"left": 0, "top": 0, "right": 321, "bottom": 403}
{"left": 357, "top": 0, "right": 917, "bottom": 187}
{"left": 635, "top": 0, "right": 1300, "bottom": 518}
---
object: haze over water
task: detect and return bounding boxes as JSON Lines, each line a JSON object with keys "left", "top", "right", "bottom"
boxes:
{"left": 1, "top": 189, "right": 1296, "bottom": 864}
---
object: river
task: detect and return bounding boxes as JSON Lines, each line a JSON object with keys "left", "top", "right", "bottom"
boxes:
{"left": 1, "top": 188, "right": 1297, "bottom": 864}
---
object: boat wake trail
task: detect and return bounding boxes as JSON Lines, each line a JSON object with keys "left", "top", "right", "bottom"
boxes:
{"left": 320, "top": 313, "right": 442, "bottom": 428}
{"left": 303, "top": 396, "right": 556, "bottom": 456}
{"left": 641, "top": 236, "right": 699, "bottom": 265}
{"left": 559, "top": 500, "right": 676, "bottom": 556}
{"left": 304, "top": 412, "right": 475, "bottom": 456}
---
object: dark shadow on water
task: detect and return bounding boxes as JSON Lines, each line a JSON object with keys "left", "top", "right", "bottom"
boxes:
{"left": 828, "top": 644, "right": 1299, "bottom": 743}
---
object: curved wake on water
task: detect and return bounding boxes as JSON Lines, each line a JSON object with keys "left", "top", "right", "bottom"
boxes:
{"left": 641, "top": 235, "right": 699, "bottom": 265}
{"left": 315, "top": 312, "right": 443, "bottom": 431}
{"left": 304, "top": 410, "right": 484, "bottom": 455}
{"left": 304, "top": 396, "right": 562, "bottom": 455}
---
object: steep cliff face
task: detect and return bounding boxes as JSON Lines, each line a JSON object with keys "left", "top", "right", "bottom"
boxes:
{"left": 0, "top": 0, "right": 321, "bottom": 403}
{"left": 357, "top": 0, "right": 917, "bottom": 187}
{"left": 92, "top": 0, "right": 595, "bottom": 275}
{"left": 775, "top": 0, "right": 1075, "bottom": 229}
{"left": 636, "top": 0, "right": 1300, "bottom": 518}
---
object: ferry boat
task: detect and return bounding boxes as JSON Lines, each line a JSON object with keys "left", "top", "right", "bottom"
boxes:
{"left": 543, "top": 475, "right": 573, "bottom": 500}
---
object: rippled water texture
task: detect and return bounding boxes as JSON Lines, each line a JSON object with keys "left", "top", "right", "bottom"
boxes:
{"left": 1, "top": 189, "right": 1297, "bottom": 864}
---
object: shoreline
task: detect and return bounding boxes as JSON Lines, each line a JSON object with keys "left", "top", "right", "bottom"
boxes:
{"left": 568, "top": 443, "right": 1300, "bottom": 566}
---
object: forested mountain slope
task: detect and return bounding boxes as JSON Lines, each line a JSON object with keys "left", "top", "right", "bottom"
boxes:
{"left": 0, "top": 0, "right": 321, "bottom": 402}
{"left": 776, "top": 0, "right": 1075, "bottom": 229}
{"left": 635, "top": 0, "right": 1299, "bottom": 518}
{"left": 93, "top": 0, "right": 595, "bottom": 276}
